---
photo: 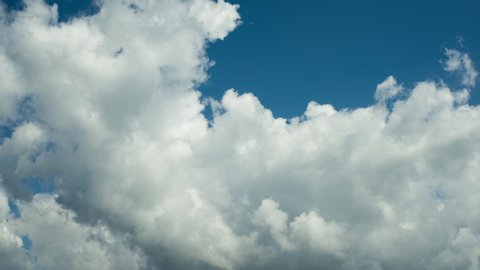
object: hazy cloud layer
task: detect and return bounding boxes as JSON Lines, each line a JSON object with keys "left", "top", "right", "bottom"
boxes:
{"left": 1, "top": 1, "right": 480, "bottom": 269}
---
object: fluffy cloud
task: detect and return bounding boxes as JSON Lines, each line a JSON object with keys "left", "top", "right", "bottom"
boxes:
{"left": 1, "top": 0, "right": 480, "bottom": 269}
{"left": 15, "top": 194, "right": 143, "bottom": 270}
{"left": 253, "top": 199, "right": 346, "bottom": 256}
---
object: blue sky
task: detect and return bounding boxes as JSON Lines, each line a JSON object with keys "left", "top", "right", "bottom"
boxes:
{"left": 4, "top": 0, "right": 479, "bottom": 117}
{"left": 203, "top": 0, "right": 480, "bottom": 117}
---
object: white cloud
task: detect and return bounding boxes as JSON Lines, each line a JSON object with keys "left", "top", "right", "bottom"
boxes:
{"left": 443, "top": 48, "right": 478, "bottom": 87}
{"left": 252, "top": 199, "right": 295, "bottom": 251}
{"left": 290, "top": 210, "right": 347, "bottom": 257}
{"left": 252, "top": 199, "right": 347, "bottom": 256}
{"left": 0, "top": 189, "right": 144, "bottom": 270}
{"left": 0, "top": 189, "right": 28, "bottom": 270}
{"left": 1, "top": 0, "right": 480, "bottom": 269}
{"left": 16, "top": 194, "right": 143, "bottom": 270}
{"left": 375, "top": 75, "right": 403, "bottom": 102}
{"left": 190, "top": 0, "right": 240, "bottom": 40}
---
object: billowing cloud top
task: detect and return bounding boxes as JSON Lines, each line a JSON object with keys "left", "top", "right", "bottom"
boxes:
{"left": 1, "top": 1, "right": 480, "bottom": 270}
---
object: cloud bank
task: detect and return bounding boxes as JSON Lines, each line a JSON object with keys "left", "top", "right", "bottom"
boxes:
{"left": 1, "top": 1, "right": 480, "bottom": 269}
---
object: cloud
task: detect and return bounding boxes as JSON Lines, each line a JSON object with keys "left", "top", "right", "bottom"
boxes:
{"left": 16, "top": 194, "right": 143, "bottom": 270}
{"left": 443, "top": 48, "right": 478, "bottom": 87}
{"left": 0, "top": 188, "right": 143, "bottom": 270}
{"left": 252, "top": 199, "right": 347, "bottom": 256}
{"left": 1, "top": 0, "right": 480, "bottom": 269}
{"left": 374, "top": 75, "right": 403, "bottom": 103}
{"left": 0, "top": 189, "right": 28, "bottom": 270}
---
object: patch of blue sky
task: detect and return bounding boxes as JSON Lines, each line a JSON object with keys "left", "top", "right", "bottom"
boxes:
{"left": 23, "top": 176, "right": 56, "bottom": 195}
{"left": 434, "top": 186, "right": 448, "bottom": 201}
{"left": 1, "top": 95, "right": 37, "bottom": 143}
{"left": 7, "top": 177, "right": 56, "bottom": 219}
{"left": 0, "top": 0, "right": 25, "bottom": 11}
{"left": 0, "top": 124, "right": 14, "bottom": 144}
{"left": 202, "top": 0, "right": 480, "bottom": 117}
{"left": 21, "top": 235, "right": 42, "bottom": 270}
{"left": 8, "top": 197, "right": 21, "bottom": 218}
{"left": 1, "top": 0, "right": 99, "bottom": 21}
{"left": 21, "top": 235, "right": 33, "bottom": 251}
{"left": 45, "top": 0, "right": 99, "bottom": 22}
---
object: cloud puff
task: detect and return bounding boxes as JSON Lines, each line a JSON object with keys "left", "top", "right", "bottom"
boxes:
{"left": 1, "top": 0, "right": 480, "bottom": 269}
{"left": 443, "top": 48, "right": 478, "bottom": 87}
{"left": 374, "top": 75, "right": 403, "bottom": 102}
{"left": 253, "top": 199, "right": 346, "bottom": 256}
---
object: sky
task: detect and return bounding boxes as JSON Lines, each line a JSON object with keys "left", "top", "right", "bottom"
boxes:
{"left": 0, "top": 1, "right": 480, "bottom": 270}
{"left": 204, "top": 0, "right": 480, "bottom": 117}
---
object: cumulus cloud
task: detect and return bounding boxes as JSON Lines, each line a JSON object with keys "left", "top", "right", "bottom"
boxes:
{"left": 443, "top": 48, "right": 478, "bottom": 87}
{"left": 1, "top": 0, "right": 480, "bottom": 269}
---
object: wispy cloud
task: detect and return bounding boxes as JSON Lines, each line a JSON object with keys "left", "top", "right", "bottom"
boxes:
{"left": 443, "top": 48, "right": 478, "bottom": 87}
